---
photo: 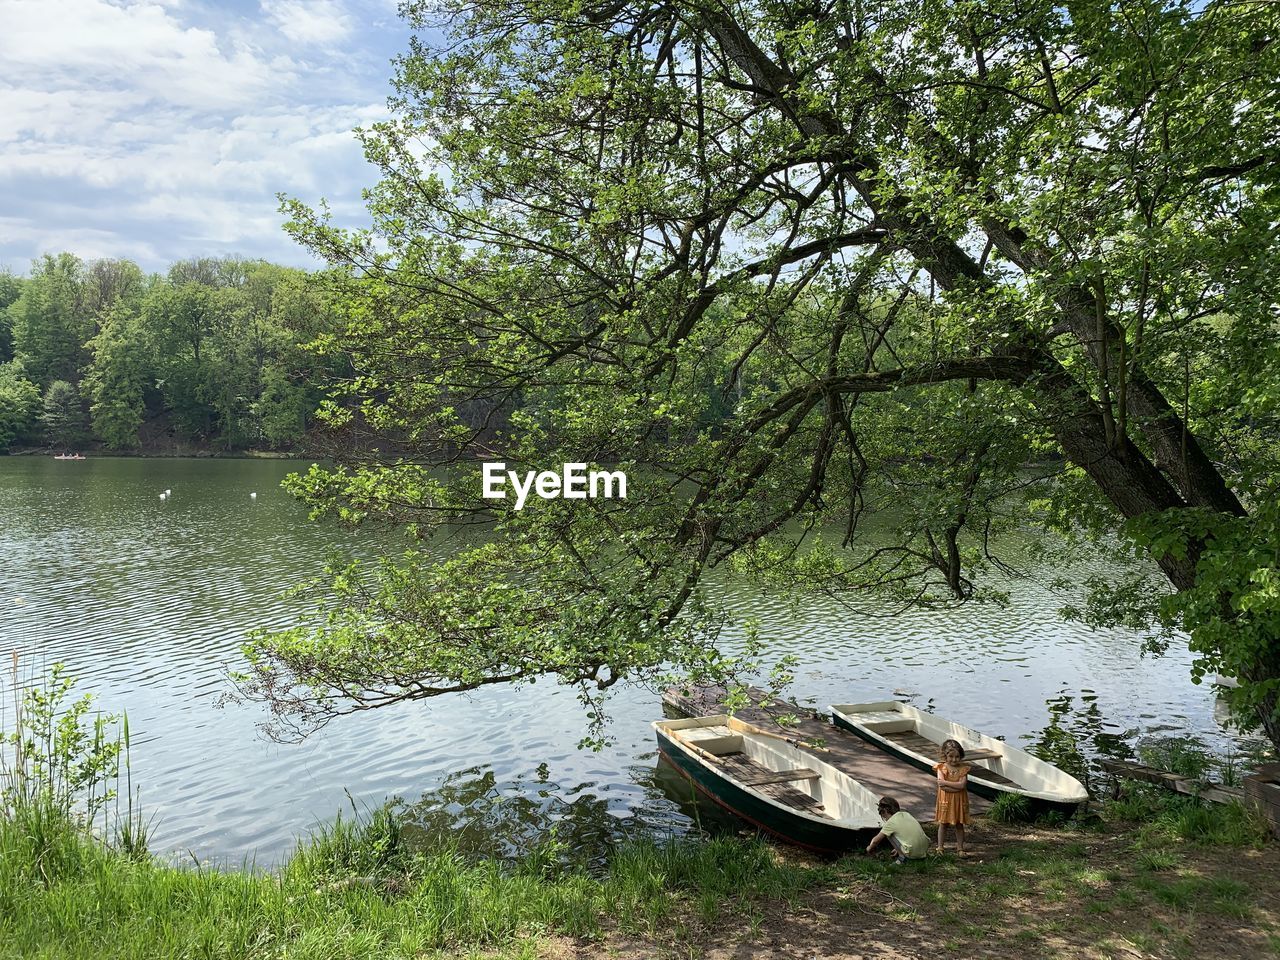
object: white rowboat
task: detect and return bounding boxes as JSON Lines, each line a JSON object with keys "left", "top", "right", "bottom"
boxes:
{"left": 829, "top": 701, "right": 1089, "bottom": 812}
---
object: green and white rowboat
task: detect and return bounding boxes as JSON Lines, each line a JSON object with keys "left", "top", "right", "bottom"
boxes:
{"left": 654, "top": 714, "right": 881, "bottom": 853}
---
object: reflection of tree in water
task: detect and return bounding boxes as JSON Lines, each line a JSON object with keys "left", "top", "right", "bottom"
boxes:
{"left": 650, "top": 755, "right": 762, "bottom": 840}
{"left": 1025, "top": 690, "right": 1137, "bottom": 797}
{"left": 396, "top": 762, "right": 693, "bottom": 870}
{"left": 1018, "top": 691, "right": 1272, "bottom": 799}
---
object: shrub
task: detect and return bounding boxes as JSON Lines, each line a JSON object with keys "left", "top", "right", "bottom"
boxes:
{"left": 988, "top": 793, "right": 1035, "bottom": 824}
{"left": 1, "top": 661, "right": 121, "bottom": 825}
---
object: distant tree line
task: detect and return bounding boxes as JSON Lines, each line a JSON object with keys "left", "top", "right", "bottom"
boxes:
{"left": 0, "top": 254, "right": 340, "bottom": 453}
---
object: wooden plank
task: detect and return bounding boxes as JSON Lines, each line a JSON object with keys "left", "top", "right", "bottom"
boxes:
{"left": 889, "top": 731, "right": 940, "bottom": 754}
{"left": 759, "top": 784, "right": 826, "bottom": 814}
{"left": 882, "top": 729, "right": 1000, "bottom": 763}
{"left": 963, "top": 749, "right": 1002, "bottom": 762}
{"left": 968, "top": 766, "right": 1016, "bottom": 787}
{"left": 663, "top": 684, "right": 991, "bottom": 821}
{"left": 740, "top": 767, "right": 821, "bottom": 786}
{"left": 1101, "top": 759, "right": 1246, "bottom": 804}
{"left": 1243, "top": 775, "right": 1280, "bottom": 839}
{"left": 881, "top": 729, "right": 1015, "bottom": 785}
{"left": 1100, "top": 759, "right": 1186, "bottom": 783}
{"left": 1199, "top": 785, "right": 1247, "bottom": 805}
{"left": 716, "top": 753, "right": 828, "bottom": 816}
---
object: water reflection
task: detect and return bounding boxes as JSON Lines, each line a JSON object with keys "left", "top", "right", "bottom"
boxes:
{"left": 398, "top": 762, "right": 689, "bottom": 870}
{"left": 1023, "top": 691, "right": 1137, "bottom": 796}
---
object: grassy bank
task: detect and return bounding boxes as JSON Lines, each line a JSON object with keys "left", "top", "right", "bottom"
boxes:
{"left": 2, "top": 791, "right": 1275, "bottom": 960}
{"left": 832, "top": 801, "right": 1277, "bottom": 960}
{"left": 3, "top": 669, "right": 1275, "bottom": 958}
{"left": 0, "top": 805, "right": 821, "bottom": 959}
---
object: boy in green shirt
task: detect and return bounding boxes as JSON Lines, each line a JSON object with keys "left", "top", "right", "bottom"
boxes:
{"left": 866, "top": 796, "right": 929, "bottom": 864}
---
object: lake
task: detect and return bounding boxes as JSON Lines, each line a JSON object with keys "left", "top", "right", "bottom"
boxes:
{"left": 0, "top": 456, "right": 1249, "bottom": 863}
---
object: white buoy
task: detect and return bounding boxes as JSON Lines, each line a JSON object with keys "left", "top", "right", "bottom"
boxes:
{"left": 250, "top": 492, "right": 257, "bottom": 499}
{"left": 159, "top": 493, "right": 166, "bottom": 500}
{"left": 165, "top": 489, "right": 171, "bottom": 496}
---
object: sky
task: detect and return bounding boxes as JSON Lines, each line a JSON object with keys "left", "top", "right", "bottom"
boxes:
{"left": 0, "top": 0, "right": 417, "bottom": 275}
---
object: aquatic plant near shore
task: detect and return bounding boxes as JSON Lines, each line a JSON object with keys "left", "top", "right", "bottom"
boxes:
{"left": 1, "top": 655, "right": 151, "bottom": 879}
{"left": 1, "top": 657, "right": 122, "bottom": 826}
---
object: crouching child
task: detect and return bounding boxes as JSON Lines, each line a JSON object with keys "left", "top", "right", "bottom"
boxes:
{"left": 866, "top": 796, "right": 929, "bottom": 864}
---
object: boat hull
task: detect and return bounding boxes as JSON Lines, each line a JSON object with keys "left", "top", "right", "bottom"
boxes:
{"left": 830, "top": 708, "right": 1087, "bottom": 815}
{"left": 655, "top": 730, "right": 874, "bottom": 854}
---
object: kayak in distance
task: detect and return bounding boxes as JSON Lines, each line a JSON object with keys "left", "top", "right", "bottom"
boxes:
{"left": 829, "top": 700, "right": 1089, "bottom": 814}
{"left": 654, "top": 714, "right": 881, "bottom": 853}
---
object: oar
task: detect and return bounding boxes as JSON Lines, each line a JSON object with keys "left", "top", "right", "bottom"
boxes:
{"left": 731, "top": 717, "right": 830, "bottom": 752}
{"left": 672, "top": 733, "right": 723, "bottom": 765}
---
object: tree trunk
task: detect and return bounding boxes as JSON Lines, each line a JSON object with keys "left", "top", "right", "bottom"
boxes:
{"left": 700, "top": 11, "right": 1275, "bottom": 747}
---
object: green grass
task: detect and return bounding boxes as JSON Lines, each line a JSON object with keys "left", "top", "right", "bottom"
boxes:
{"left": 987, "top": 793, "right": 1034, "bottom": 824}
{"left": 1131, "top": 874, "right": 1253, "bottom": 918}
{"left": 1107, "top": 786, "right": 1270, "bottom": 848}
{"left": 0, "top": 809, "right": 819, "bottom": 959}
{"left": 3, "top": 754, "right": 1272, "bottom": 960}
{"left": 1135, "top": 849, "right": 1182, "bottom": 872}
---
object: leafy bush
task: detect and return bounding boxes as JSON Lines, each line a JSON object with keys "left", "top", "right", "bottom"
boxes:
{"left": 1, "top": 660, "right": 150, "bottom": 880}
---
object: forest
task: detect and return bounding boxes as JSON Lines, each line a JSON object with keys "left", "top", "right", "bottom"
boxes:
{"left": 0, "top": 253, "right": 339, "bottom": 454}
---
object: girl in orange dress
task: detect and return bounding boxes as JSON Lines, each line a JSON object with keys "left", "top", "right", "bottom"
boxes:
{"left": 933, "top": 738, "right": 970, "bottom": 854}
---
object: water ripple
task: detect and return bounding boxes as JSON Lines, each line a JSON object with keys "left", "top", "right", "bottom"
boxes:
{"left": 0, "top": 456, "right": 1256, "bottom": 862}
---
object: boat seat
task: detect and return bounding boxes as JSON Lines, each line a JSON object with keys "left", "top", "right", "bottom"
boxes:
{"left": 850, "top": 711, "right": 904, "bottom": 725}
{"left": 739, "top": 767, "right": 821, "bottom": 786}
{"left": 682, "top": 725, "right": 734, "bottom": 740}
{"left": 762, "top": 786, "right": 826, "bottom": 814}
{"left": 964, "top": 749, "right": 1002, "bottom": 761}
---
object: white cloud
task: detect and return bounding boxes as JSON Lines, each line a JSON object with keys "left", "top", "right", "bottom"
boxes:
{"left": 0, "top": 218, "right": 164, "bottom": 266}
{"left": 0, "top": 0, "right": 289, "bottom": 110}
{"left": 262, "top": 0, "right": 353, "bottom": 46}
{"left": 0, "top": 0, "right": 404, "bottom": 271}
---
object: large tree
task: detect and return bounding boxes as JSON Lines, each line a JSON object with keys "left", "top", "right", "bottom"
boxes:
{"left": 83, "top": 304, "right": 152, "bottom": 450}
{"left": 0, "top": 271, "right": 23, "bottom": 363}
{"left": 246, "top": 0, "right": 1280, "bottom": 750}
{"left": 9, "top": 253, "right": 91, "bottom": 388}
{"left": 0, "top": 360, "right": 40, "bottom": 451}
{"left": 40, "top": 380, "right": 89, "bottom": 449}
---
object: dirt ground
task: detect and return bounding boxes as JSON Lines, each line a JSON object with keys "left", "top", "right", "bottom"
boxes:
{"left": 543, "top": 822, "right": 1280, "bottom": 960}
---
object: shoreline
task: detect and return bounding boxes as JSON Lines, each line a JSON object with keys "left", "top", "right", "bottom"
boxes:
{"left": 5, "top": 446, "right": 312, "bottom": 460}
{"left": 2, "top": 796, "right": 1274, "bottom": 960}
